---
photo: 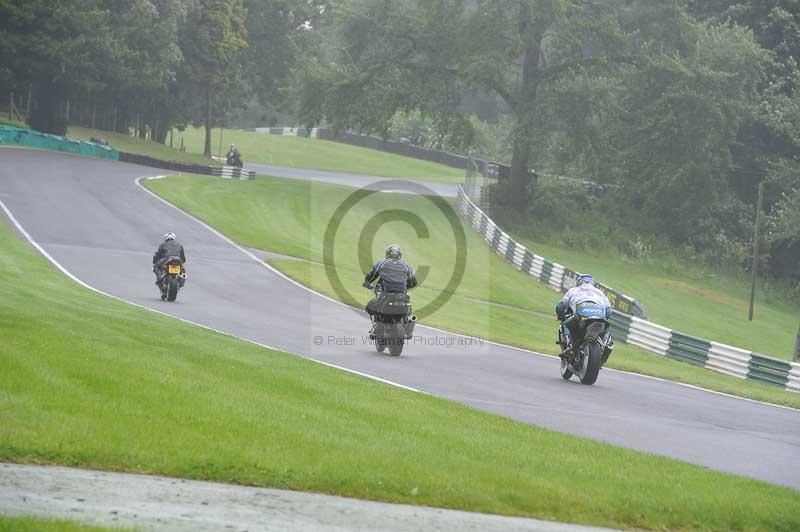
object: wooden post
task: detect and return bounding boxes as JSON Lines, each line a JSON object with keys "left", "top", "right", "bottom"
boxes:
{"left": 748, "top": 181, "right": 765, "bottom": 321}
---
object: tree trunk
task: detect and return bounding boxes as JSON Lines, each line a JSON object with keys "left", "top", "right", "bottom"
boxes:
{"left": 91, "top": 104, "right": 96, "bottom": 129}
{"left": 204, "top": 83, "right": 213, "bottom": 157}
{"left": 507, "top": 5, "right": 545, "bottom": 216}
{"left": 509, "top": 134, "right": 533, "bottom": 214}
{"left": 29, "top": 79, "right": 68, "bottom": 135}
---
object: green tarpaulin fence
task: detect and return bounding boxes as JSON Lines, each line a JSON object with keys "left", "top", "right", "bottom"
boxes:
{"left": 0, "top": 126, "right": 119, "bottom": 161}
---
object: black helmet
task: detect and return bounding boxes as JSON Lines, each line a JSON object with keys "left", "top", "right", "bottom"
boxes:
{"left": 385, "top": 244, "right": 402, "bottom": 260}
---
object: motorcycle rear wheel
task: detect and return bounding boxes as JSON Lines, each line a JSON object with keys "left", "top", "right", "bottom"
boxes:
{"left": 167, "top": 276, "right": 179, "bottom": 302}
{"left": 375, "top": 339, "right": 386, "bottom": 353}
{"left": 388, "top": 324, "right": 405, "bottom": 356}
{"left": 388, "top": 340, "right": 404, "bottom": 356}
{"left": 578, "top": 342, "right": 602, "bottom": 385}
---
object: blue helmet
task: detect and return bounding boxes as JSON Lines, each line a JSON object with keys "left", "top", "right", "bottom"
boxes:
{"left": 577, "top": 274, "right": 594, "bottom": 286}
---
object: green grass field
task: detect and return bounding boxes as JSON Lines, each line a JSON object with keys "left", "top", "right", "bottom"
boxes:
{"left": 144, "top": 174, "right": 800, "bottom": 408}
{"left": 2, "top": 200, "right": 800, "bottom": 531}
{"left": 65, "top": 126, "right": 219, "bottom": 167}
{"left": 0, "top": 516, "right": 131, "bottom": 532}
{"left": 513, "top": 236, "right": 800, "bottom": 360}
{"left": 163, "top": 126, "right": 800, "bottom": 360}
{"left": 178, "top": 126, "right": 465, "bottom": 181}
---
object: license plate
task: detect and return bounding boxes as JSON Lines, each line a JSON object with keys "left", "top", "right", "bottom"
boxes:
{"left": 168, "top": 265, "right": 181, "bottom": 274}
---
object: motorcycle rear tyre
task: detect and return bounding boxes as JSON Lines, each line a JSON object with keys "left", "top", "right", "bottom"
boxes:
{"left": 579, "top": 342, "right": 602, "bottom": 385}
{"left": 167, "top": 276, "right": 179, "bottom": 302}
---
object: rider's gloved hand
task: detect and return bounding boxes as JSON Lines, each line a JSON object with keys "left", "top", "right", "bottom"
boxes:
{"left": 362, "top": 281, "right": 373, "bottom": 289}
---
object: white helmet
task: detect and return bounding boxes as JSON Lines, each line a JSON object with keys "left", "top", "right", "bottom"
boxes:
{"left": 385, "top": 244, "right": 402, "bottom": 259}
{"left": 163, "top": 232, "right": 176, "bottom": 242}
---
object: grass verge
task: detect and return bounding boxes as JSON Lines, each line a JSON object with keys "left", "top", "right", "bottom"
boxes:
{"left": 143, "top": 174, "right": 800, "bottom": 409}
{"left": 511, "top": 235, "right": 800, "bottom": 360}
{"left": 0, "top": 516, "right": 131, "bottom": 531}
{"left": 66, "top": 126, "right": 219, "bottom": 167}
{"left": 2, "top": 192, "right": 800, "bottom": 530}
{"left": 177, "top": 126, "right": 465, "bottom": 181}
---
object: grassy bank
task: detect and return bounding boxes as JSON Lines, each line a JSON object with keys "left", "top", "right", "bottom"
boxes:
{"left": 178, "top": 126, "right": 465, "bottom": 181}
{"left": 144, "top": 174, "right": 800, "bottom": 408}
{"left": 0, "top": 516, "right": 129, "bottom": 532}
{"left": 3, "top": 196, "right": 800, "bottom": 530}
{"left": 512, "top": 235, "right": 800, "bottom": 360}
{"left": 66, "top": 126, "right": 218, "bottom": 167}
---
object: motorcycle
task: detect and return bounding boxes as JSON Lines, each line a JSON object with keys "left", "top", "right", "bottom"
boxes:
{"left": 226, "top": 151, "right": 243, "bottom": 168}
{"left": 364, "top": 283, "right": 416, "bottom": 356}
{"left": 557, "top": 303, "right": 613, "bottom": 385}
{"left": 156, "top": 257, "right": 186, "bottom": 302}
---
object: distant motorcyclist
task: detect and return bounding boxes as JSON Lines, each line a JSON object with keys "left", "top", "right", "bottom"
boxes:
{"left": 556, "top": 274, "right": 611, "bottom": 351}
{"left": 152, "top": 232, "right": 186, "bottom": 284}
{"left": 363, "top": 244, "right": 417, "bottom": 315}
{"left": 226, "top": 144, "right": 242, "bottom": 167}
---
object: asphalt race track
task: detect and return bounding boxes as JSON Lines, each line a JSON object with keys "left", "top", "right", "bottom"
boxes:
{"left": 2, "top": 148, "right": 799, "bottom": 490}
{"left": 245, "top": 161, "right": 461, "bottom": 197}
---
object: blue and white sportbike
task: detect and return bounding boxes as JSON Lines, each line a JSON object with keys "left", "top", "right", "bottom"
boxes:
{"left": 557, "top": 303, "right": 614, "bottom": 385}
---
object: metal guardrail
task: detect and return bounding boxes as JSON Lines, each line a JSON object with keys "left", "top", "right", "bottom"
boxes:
{"left": 119, "top": 152, "right": 253, "bottom": 179}
{"left": 455, "top": 185, "right": 647, "bottom": 318}
{"left": 455, "top": 185, "right": 800, "bottom": 393}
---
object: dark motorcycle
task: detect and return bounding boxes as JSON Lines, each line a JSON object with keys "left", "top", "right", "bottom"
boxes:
{"left": 226, "top": 151, "right": 243, "bottom": 168}
{"left": 364, "top": 284, "right": 416, "bottom": 356}
{"left": 557, "top": 303, "right": 613, "bottom": 385}
{"left": 156, "top": 257, "right": 186, "bottom": 302}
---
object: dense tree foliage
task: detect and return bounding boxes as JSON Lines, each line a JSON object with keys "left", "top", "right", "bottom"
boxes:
{"left": 0, "top": 0, "right": 317, "bottom": 146}
{"left": 292, "top": 0, "right": 800, "bottom": 286}
{"left": 1, "top": 0, "right": 799, "bottom": 286}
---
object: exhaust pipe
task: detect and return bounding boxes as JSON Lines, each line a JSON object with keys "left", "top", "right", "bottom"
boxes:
{"left": 404, "top": 315, "right": 417, "bottom": 339}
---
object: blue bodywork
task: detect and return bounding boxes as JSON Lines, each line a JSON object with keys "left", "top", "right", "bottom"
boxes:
{"left": 576, "top": 302, "right": 608, "bottom": 320}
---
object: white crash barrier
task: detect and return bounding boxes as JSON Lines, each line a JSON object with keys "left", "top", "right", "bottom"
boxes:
{"left": 707, "top": 342, "right": 751, "bottom": 379}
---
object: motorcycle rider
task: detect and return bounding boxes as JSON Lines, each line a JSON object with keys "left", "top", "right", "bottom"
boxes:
{"left": 152, "top": 232, "right": 186, "bottom": 285}
{"left": 556, "top": 274, "right": 612, "bottom": 354}
{"left": 363, "top": 244, "right": 417, "bottom": 316}
{"left": 226, "top": 143, "right": 242, "bottom": 165}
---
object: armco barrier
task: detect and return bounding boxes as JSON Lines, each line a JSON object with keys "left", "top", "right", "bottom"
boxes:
{"left": 0, "top": 125, "right": 119, "bottom": 160}
{"left": 456, "top": 185, "right": 647, "bottom": 319}
{"left": 254, "top": 127, "right": 609, "bottom": 191}
{"left": 119, "top": 152, "right": 254, "bottom": 180}
{"left": 210, "top": 166, "right": 255, "bottom": 180}
{"left": 455, "top": 184, "right": 799, "bottom": 393}
{"left": 0, "top": 126, "right": 253, "bottom": 179}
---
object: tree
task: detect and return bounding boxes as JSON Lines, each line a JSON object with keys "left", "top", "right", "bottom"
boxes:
{"left": 0, "top": 0, "right": 116, "bottom": 134}
{"left": 180, "top": 0, "right": 248, "bottom": 156}
{"left": 296, "top": 0, "right": 644, "bottom": 214}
